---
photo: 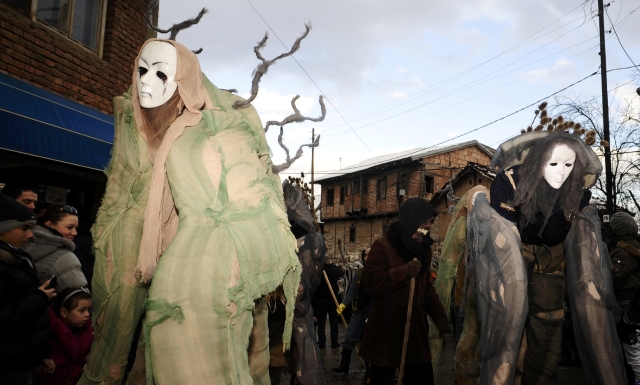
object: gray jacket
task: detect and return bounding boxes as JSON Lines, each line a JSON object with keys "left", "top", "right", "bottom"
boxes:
{"left": 23, "top": 225, "right": 87, "bottom": 292}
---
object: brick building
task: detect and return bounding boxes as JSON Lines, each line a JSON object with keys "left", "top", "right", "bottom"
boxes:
{"left": 0, "top": 0, "right": 156, "bottom": 213}
{"left": 429, "top": 162, "right": 495, "bottom": 261}
{"left": 316, "top": 140, "right": 494, "bottom": 261}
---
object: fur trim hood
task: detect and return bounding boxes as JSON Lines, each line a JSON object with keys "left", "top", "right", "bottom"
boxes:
{"left": 617, "top": 239, "right": 640, "bottom": 259}
{"left": 0, "top": 244, "right": 20, "bottom": 266}
{"left": 23, "top": 225, "right": 75, "bottom": 262}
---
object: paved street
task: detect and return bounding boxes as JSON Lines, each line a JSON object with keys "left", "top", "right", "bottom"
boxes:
{"left": 278, "top": 322, "right": 588, "bottom": 384}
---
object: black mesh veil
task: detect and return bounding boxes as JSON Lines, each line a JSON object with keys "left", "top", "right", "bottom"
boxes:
{"left": 466, "top": 194, "right": 528, "bottom": 384}
{"left": 564, "top": 206, "right": 626, "bottom": 384}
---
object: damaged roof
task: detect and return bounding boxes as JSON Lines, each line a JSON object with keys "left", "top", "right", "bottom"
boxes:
{"left": 315, "top": 140, "right": 495, "bottom": 183}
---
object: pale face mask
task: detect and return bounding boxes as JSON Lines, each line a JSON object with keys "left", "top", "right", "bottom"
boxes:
{"left": 543, "top": 144, "right": 577, "bottom": 189}
{"left": 137, "top": 41, "right": 178, "bottom": 108}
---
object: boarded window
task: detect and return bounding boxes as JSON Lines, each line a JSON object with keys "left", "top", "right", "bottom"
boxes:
{"left": 326, "top": 188, "right": 334, "bottom": 206}
{"left": 353, "top": 179, "right": 360, "bottom": 195}
{"left": 340, "top": 186, "right": 345, "bottom": 204}
{"left": 398, "top": 173, "right": 408, "bottom": 196}
{"left": 377, "top": 177, "right": 386, "bottom": 200}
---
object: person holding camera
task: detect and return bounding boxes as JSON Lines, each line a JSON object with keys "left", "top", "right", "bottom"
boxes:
{"left": 0, "top": 195, "right": 57, "bottom": 384}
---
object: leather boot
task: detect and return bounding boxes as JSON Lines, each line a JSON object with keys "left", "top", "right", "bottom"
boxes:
{"left": 331, "top": 349, "right": 352, "bottom": 374}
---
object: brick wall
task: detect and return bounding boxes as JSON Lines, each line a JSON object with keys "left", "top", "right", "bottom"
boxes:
{"left": 323, "top": 217, "right": 397, "bottom": 261}
{"left": 0, "top": 0, "right": 151, "bottom": 114}
{"left": 319, "top": 144, "right": 494, "bottom": 264}
{"left": 431, "top": 169, "right": 493, "bottom": 258}
{"left": 320, "top": 144, "right": 493, "bottom": 221}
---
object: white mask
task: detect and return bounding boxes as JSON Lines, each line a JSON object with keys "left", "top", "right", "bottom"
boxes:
{"left": 137, "top": 41, "right": 178, "bottom": 108}
{"left": 543, "top": 144, "right": 576, "bottom": 189}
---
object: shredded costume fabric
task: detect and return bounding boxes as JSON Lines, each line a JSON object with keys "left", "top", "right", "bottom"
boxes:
{"left": 81, "top": 39, "right": 300, "bottom": 385}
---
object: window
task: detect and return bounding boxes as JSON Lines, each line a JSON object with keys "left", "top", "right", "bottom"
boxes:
{"left": 326, "top": 188, "right": 334, "bottom": 206}
{"left": 37, "top": 0, "right": 105, "bottom": 51}
{"left": 340, "top": 186, "right": 345, "bottom": 205}
{"left": 377, "top": 177, "right": 386, "bottom": 200}
{"left": 424, "top": 175, "right": 434, "bottom": 194}
{"left": 398, "top": 173, "right": 408, "bottom": 196}
{"left": 349, "top": 225, "right": 356, "bottom": 243}
{"left": 353, "top": 179, "right": 360, "bottom": 195}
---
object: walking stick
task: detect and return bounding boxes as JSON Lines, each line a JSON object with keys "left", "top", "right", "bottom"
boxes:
{"left": 398, "top": 276, "right": 416, "bottom": 385}
{"left": 323, "top": 270, "right": 366, "bottom": 367}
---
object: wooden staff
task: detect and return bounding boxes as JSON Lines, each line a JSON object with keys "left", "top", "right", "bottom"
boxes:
{"left": 398, "top": 277, "right": 416, "bottom": 385}
{"left": 322, "top": 270, "right": 365, "bottom": 367}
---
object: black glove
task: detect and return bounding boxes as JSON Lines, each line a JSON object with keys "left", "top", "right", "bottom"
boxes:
{"left": 404, "top": 259, "right": 422, "bottom": 280}
{"left": 435, "top": 315, "right": 448, "bottom": 337}
{"left": 617, "top": 313, "right": 639, "bottom": 345}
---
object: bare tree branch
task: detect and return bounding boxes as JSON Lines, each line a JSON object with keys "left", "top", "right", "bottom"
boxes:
{"left": 145, "top": 0, "right": 207, "bottom": 51}
{"left": 233, "top": 23, "right": 312, "bottom": 110}
{"left": 265, "top": 96, "right": 326, "bottom": 133}
{"left": 552, "top": 94, "right": 640, "bottom": 212}
{"left": 272, "top": 127, "right": 320, "bottom": 174}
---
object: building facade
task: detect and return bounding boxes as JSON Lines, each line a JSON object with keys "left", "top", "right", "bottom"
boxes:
{"left": 317, "top": 141, "right": 494, "bottom": 261}
{"left": 0, "top": 0, "right": 155, "bottom": 214}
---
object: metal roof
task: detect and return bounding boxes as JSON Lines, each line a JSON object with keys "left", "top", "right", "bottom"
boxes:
{"left": 315, "top": 140, "right": 495, "bottom": 183}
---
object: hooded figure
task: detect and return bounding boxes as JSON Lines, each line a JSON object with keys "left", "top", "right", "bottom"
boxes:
{"left": 359, "top": 198, "right": 447, "bottom": 385}
{"left": 81, "top": 39, "right": 300, "bottom": 385}
{"left": 465, "top": 132, "right": 625, "bottom": 385}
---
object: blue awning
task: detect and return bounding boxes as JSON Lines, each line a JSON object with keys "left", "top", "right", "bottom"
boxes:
{"left": 0, "top": 72, "right": 114, "bottom": 171}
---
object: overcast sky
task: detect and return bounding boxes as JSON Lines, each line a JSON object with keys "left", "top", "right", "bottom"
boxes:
{"left": 158, "top": 0, "right": 640, "bottom": 180}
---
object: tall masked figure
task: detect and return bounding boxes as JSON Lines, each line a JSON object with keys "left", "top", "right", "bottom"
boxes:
{"left": 466, "top": 132, "right": 625, "bottom": 385}
{"left": 81, "top": 39, "right": 300, "bottom": 385}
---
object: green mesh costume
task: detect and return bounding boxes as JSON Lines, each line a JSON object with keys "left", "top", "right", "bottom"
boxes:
{"left": 145, "top": 77, "right": 301, "bottom": 385}
{"left": 81, "top": 39, "right": 300, "bottom": 385}
{"left": 79, "top": 87, "right": 153, "bottom": 385}
{"left": 428, "top": 191, "right": 469, "bottom": 377}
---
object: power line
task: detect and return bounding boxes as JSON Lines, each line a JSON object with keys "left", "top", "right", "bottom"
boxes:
{"left": 310, "top": 6, "right": 637, "bottom": 146}
{"left": 244, "top": 0, "right": 378, "bottom": 157}
{"left": 283, "top": 69, "right": 636, "bottom": 176}
{"left": 316, "top": 3, "right": 593, "bottom": 135}
{"left": 605, "top": 6, "right": 640, "bottom": 71}
{"left": 308, "top": 69, "right": 604, "bottom": 175}
{"left": 289, "top": 15, "right": 599, "bottom": 146}
{"left": 320, "top": 44, "right": 598, "bottom": 145}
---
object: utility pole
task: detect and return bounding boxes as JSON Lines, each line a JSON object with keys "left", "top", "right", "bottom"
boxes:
{"left": 598, "top": 0, "right": 614, "bottom": 214}
{"left": 311, "top": 128, "right": 315, "bottom": 218}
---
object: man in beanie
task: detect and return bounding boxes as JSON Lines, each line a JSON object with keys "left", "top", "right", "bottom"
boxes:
{"left": 359, "top": 198, "right": 447, "bottom": 385}
{"left": 0, "top": 195, "right": 56, "bottom": 384}
{"left": 609, "top": 211, "right": 640, "bottom": 382}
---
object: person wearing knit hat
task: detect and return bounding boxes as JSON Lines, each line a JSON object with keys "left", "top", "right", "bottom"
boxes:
{"left": 0, "top": 194, "right": 36, "bottom": 237}
{"left": 610, "top": 212, "right": 639, "bottom": 238}
{"left": 608, "top": 212, "right": 640, "bottom": 382}
{"left": 0, "top": 195, "right": 57, "bottom": 382}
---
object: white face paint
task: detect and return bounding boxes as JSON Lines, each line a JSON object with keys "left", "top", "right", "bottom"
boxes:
{"left": 543, "top": 144, "right": 577, "bottom": 189}
{"left": 137, "top": 41, "right": 178, "bottom": 108}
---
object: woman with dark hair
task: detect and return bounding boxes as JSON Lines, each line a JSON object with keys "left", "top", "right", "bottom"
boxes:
{"left": 23, "top": 205, "right": 87, "bottom": 292}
